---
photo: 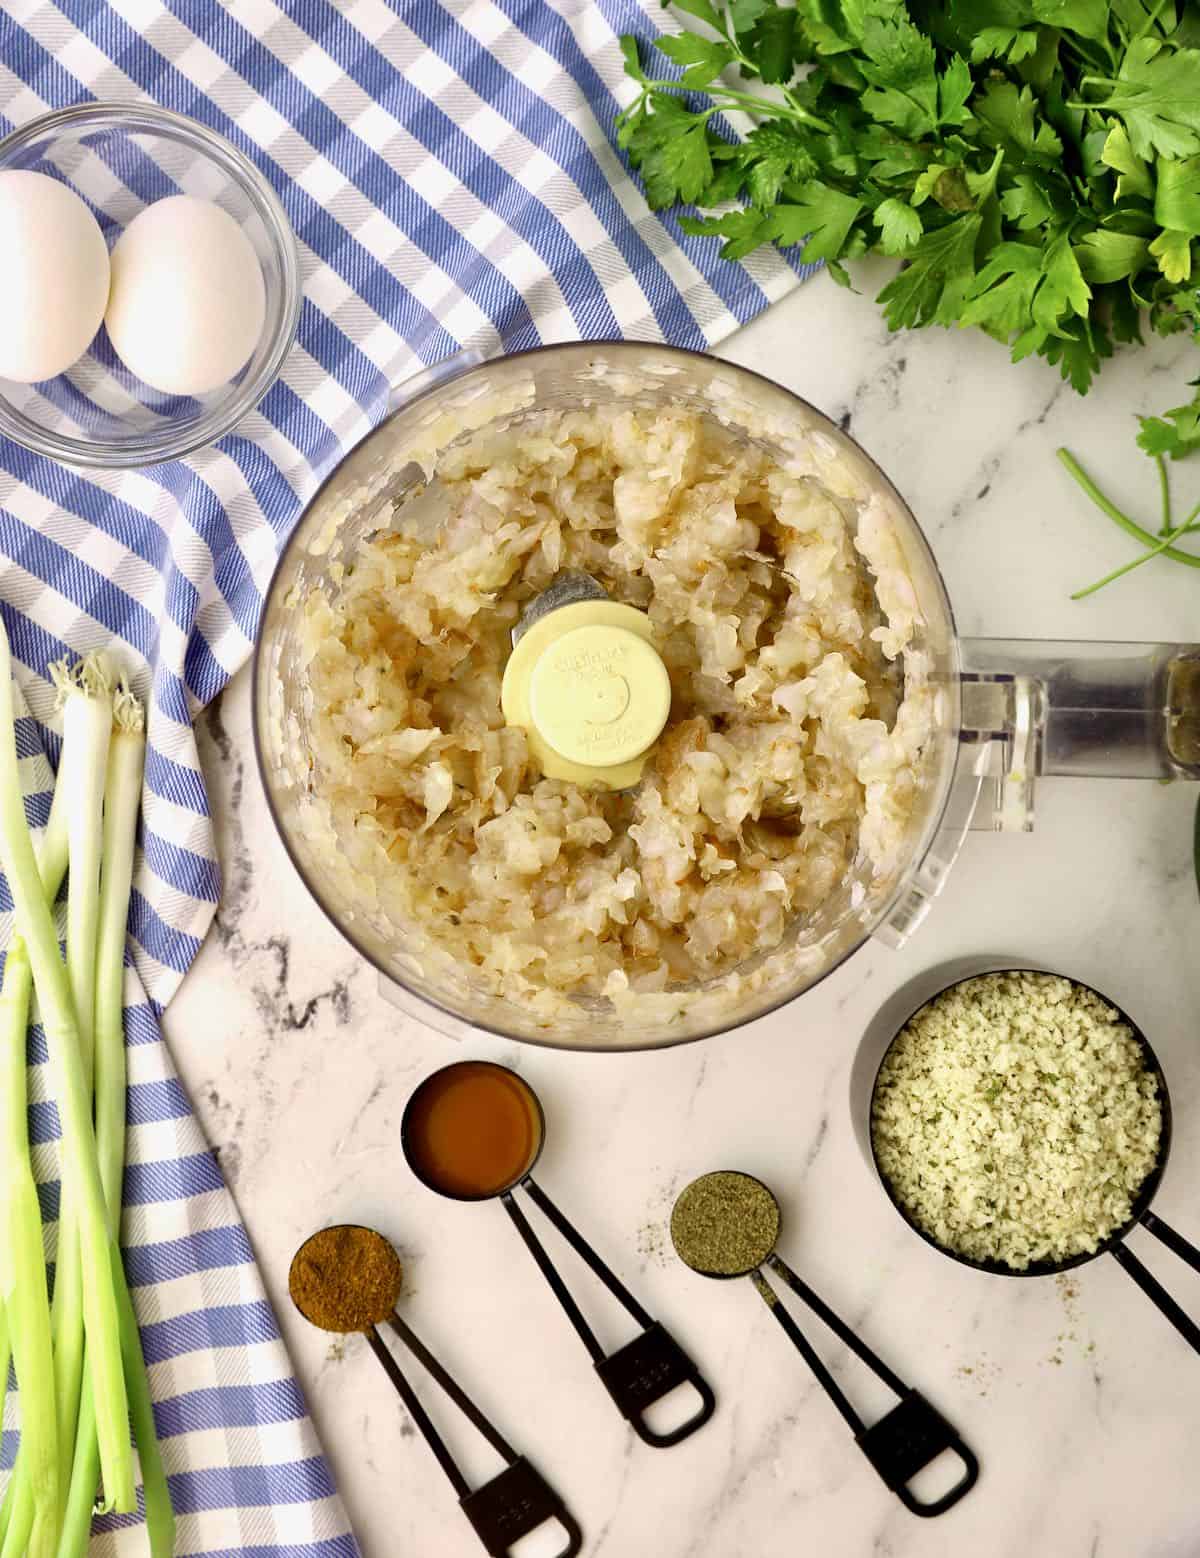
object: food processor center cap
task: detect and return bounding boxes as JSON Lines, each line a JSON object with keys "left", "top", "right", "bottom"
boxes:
{"left": 501, "top": 597, "right": 671, "bottom": 789}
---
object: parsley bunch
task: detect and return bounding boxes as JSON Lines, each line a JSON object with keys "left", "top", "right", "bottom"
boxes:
{"left": 618, "top": 0, "right": 1200, "bottom": 462}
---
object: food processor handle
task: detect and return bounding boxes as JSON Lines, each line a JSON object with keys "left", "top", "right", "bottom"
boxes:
{"left": 958, "top": 639, "right": 1200, "bottom": 832}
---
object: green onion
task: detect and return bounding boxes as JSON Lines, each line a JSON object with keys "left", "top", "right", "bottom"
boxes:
{"left": 57, "top": 682, "right": 173, "bottom": 1558}
{"left": 94, "top": 682, "right": 141, "bottom": 1223}
{"left": 45, "top": 658, "right": 112, "bottom": 1512}
{"left": 0, "top": 739, "right": 79, "bottom": 1558}
{"left": 0, "top": 624, "right": 133, "bottom": 1516}
{"left": 0, "top": 941, "right": 58, "bottom": 1558}
{"left": 51, "top": 656, "right": 112, "bottom": 1088}
{"left": 61, "top": 1264, "right": 175, "bottom": 1558}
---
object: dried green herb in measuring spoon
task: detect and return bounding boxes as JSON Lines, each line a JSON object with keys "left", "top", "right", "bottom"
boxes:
{"left": 671, "top": 1170, "right": 780, "bottom": 1278}
{"left": 669, "top": 1171, "right": 980, "bottom": 1518}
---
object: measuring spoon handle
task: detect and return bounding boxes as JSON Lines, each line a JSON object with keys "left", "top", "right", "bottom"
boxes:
{"left": 752, "top": 1259, "right": 979, "bottom": 1518}
{"left": 366, "top": 1326, "right": 469, "bottom": 1499}
{"left": 460, "top": 1459, "right": 583, "bottom": 1558}
{"left": 368, "top": 1322, "right": 583, "bottom": 1556}
{"left": 501, "top": 1184, "right": 716, "bottom": 1447}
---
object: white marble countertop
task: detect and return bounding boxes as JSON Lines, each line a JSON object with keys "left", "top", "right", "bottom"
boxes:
{"left": 168, "top": 274, "right": 1200, "bottom": 1558}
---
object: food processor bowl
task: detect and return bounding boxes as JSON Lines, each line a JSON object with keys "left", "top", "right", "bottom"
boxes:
{"left": 253, "top": 343, "right": 963, "bottom": 1049}
{"left": 253, "top": 342, "right": 1200, "bottom": 1051}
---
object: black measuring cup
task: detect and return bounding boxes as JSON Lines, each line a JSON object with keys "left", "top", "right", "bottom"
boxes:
{"left": 401, "top": 1060, "right": 715, "bottom": 1447}
{"left": 670, "top": 1171, "right": 979, "bottom": 1518}
{"left": 289, "top": 1224, "right": 583, "bottom": 1558}
{"left": 855, "top": 961, "right": 1200, "bottom": 1353}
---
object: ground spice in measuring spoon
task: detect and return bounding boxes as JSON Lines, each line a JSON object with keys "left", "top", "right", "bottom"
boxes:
{"left": 670, "top": 1171, "right": 781, "bottom": 1278}
{"left": 403, "top": 1061, "right": 544, "bottom": 1199}
{"left": 289, "top": 1225, "right": 404, "bottom": 1333}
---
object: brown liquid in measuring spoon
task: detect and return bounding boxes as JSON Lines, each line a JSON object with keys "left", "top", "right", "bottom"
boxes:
{"left": 405, "top": 1062, "right": 542, "bottom": 1198}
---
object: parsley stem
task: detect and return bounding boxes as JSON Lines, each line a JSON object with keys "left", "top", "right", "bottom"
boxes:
{"left": 1057, "top": 448, "right": 1200, "bottom": 570}
{"left": 717, "top": 31, "right": 816, "bottom": 127}
{"left": 641, "top": 78, "right": 829, "bottom": 130}
{"left": 1072, "top": 514, "right": 1200, "bottom": 598}
{"left": 1156, "top": 452, "right": 1172, "bottom": 535}
{"left": 1132, "top": 0, "right": 1174, "bottom": 45}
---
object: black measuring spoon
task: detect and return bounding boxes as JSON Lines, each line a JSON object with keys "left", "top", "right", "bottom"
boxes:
{"left": 670, "top": 1171, "right": 979, "bottom": 1518}
{"left": 863, "top": 964, "right": 1200, "bottom": 1354}
{"left": 289, "top": 1224, "right": 582, "bottom": 1558}
{"left": 402, "top": 1060, "right": 715, "bottom": 1447}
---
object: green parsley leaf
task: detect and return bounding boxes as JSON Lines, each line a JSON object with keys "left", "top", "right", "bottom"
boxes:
{"left": 876, "top": 212, "right": 983, "bottom": 327}
{"left": 854, "top": 124, "right": 936, "bottom": 181}
{"left": 657, "top": 32, "right": 736, "bottom": 87}
{"left": 1035, "top": 315, "right": 1112, "bottom": 392}
{"left": 770, "top": 180, "right": 864, "bottom": 260}
{"left": 1018, "top": 24, "right": 1062, "bottom": 91}
{"left": 971, "top": 26, "right": 1040, "bottom": 65}
{"left": 1035, "top": 233, "right": 1092, "bottom": 331}
{"left": 1074, "top": 230, "right": 1151, "bottom": 283}
{"left": 750, "top": 7, "right": 798, "bottom": 82}
{"left": 1154, "top": 156, "right": 1200, "bottom": 236}
{"left": 702, "top": 156, "right": 756, "bottom": 205}
{"left": 966, "top": 147, "right": 1006, "bottom": 205}
{"left": 857, "top": 13, "right": 972, "bottom": 137}
{"left": 743, "top": 123, "right": 818, "bottom": 208}
{"left": 911, "top": 162, "right": 952, "bottom": 207}
{"left": 975, "top": 80, "right": 1063, "bottom": 160}
{"left": 1137, "top": 390, "right": 1200, "bottom": 458}
{"left": 1032, "top": 0, "right": 1108, "bottom": 42}
{"left": 962, "top": 233, "right": 1090, "bottom": 341}
{"left": 1149, "top": 227, "right": 1193, "bottom": 283}
{"left": 618, "top": 34, "right": 646, "bottom": 85}
{"left": 623, "top": 96, "right": 714, "bottom": 206}
{"left": 939, "top": 56, "right": 975, "bottom": 127}
{"left": 730, "top": 0, "right": 772, "bottom": 35}
{"left": 1100, "top": 124, "right": 1154, "bottom": 200}
{"left": 961, "top": 240, "right": 1043, "bottom": 335}
{"left": 670, "top": 0, "right": 725, "bottom": 28}
{"left": 999, "top": 172, "right": 1057, "bottom": 229}
{"left": 1092, "top": 38, "right": 1200, "bottom": 160}
{"left": 679, "top": 206, "right": 775, "bottom": 259}
{"left": 873, "top": 197, "right": 923, "bottom": 253}
{"left": 1103, "top": 280, "right": 1144, "bottom": 343}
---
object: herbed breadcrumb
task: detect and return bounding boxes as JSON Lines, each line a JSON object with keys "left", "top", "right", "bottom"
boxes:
{"left": 871, "top": 972, "right": 1161, "bottom": 1271}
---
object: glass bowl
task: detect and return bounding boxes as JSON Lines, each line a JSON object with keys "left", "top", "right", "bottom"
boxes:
{"left": 0, "top": 102, "right": 300, "bottom": 468}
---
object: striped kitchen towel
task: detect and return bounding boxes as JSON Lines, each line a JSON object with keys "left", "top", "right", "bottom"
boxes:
{"left": 0, "top": 2, "right": 818, "bottom": 1553}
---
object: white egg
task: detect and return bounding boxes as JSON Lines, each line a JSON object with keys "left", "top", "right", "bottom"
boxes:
{"left": 0, "top": 171, "right": 110, "bottom": 384}
{"left": 105, "top": 195, "right": 267, "bottom": 397}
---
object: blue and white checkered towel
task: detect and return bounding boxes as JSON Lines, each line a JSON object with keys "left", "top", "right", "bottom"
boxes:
{"left": 0, "top": 3, "right": 815, "bottom": 1552}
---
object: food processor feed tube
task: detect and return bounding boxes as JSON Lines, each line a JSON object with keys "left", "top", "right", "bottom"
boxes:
{"left": 254, "top": 343, "right": 1200, "bottom": 1051}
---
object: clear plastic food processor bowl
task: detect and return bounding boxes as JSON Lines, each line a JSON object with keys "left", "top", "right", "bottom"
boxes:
{"left": 252, "top": 343, "right": 1200, "bottom": 1051}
